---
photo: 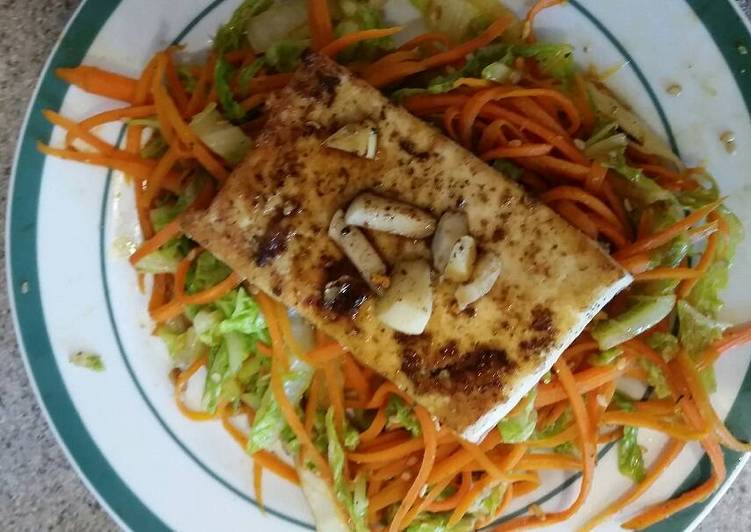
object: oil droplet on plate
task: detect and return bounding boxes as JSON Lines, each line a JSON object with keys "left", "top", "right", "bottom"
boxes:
{"left": 666, "top": 83, "right": 682, "bottom": 96}
{"left": 720, "top": 131, "right": 737, "bottom": 155}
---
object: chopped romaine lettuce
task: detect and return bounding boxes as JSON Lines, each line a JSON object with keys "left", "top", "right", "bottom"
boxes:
{"left": 493, "top": 159, "right": 523, "bottom": 180}
{"left": 687, "top": 262, "right": 729, "bottom": 318}
{"left": 498, "top": 390, "right": 537, "bottom": 443}
{"left": 592, "top": 295, "right": 676, "bottom": 350}
{"left": 677, "top": 300, "right": 726, "bottom": 357}
{"left": 334, "top": 1, "right": 392, "bottom": 62}
{"left": 533, "top": 407, "right": 572, "bottom": 440}
{"left": 513, "top": 43, "right": 575, "bottom": 80}
{"left": 409, "top": 0, "right": 514, "bottom": 42}
{"left": 158, "top": 324, "right": 208, "bottom": 367}
{"left": 238, "top": 58, "right": 265, "bottom": 96}
{"left": 69, "top": 351, "right": 105, "bottom": 372}
{"left": 190, "top": 103, "right": 252, "bottom": 164}
{"left": 386, "top": 395, "right": 421, "bottom": 437}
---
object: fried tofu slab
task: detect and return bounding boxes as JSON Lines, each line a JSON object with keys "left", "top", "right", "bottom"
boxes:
{"left": 183, "top": 53, "right": 631, "bottom": 442}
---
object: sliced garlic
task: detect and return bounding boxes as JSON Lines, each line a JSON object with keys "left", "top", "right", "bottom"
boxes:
{"left": 328, "top": 210, "right": 388, "bottom": 294}
{"left": 323, "top": 121, "right": 377, "bottom": 159}
{"left": 455, "top": 251, "right": 502, "bottom": 311}
{"left": 445, "top": 235, "right": 477, "bottom": 283}
{"left": 432, "top": 211, "right": 469, "bottom": 272}
{"left": 375, "top": 259, "right": 433, "bottom": 335}
{"left": 345, "top": 193, "right": 436, "bottom": 238}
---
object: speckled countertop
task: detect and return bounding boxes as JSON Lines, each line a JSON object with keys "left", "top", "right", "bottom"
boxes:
{"left": 0, "top": 1, "right": 749, "bottom": 531}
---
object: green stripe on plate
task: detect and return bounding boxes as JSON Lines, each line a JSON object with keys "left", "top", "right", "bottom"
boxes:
{"left": 6, "top": 1, "right": 171, "bottom": 530}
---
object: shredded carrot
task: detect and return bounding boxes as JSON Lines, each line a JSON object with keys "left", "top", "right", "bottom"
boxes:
{"left": 308, "top": 0, "right": 335, "bottom": 51}
{"left": 187, "top": 54, "right": 216, "bottom": 116}
{"left": 360, "top": 406, "right": 388, "bottom": 444}
{"left": 536, "top": 363, "right": 629, "bottom": 408}
{"left": 253, "top": 461, "right": 265, "bottom": 510}
{"left": 481, "top": 143, "right": 553, "bottom": 160}
{"left": 428, "top": 471, "right": 472, "bottom": 512}
{"left": 497, "top": 358, "right": 595, "bottom": 530}
{"left": 57, "top": 65, "right": 138, "bottom": 102}
{"left": 619, "top": 253, "right": 652, "bottom": 274}
{"left": 523, "top": 0, "right": 566, "bottom": 41}
{"left": 600, "top": 411, "right": 707, "bottom": 441}
{"left": 553, "top": 200, "right": 598, "bottom": 239}
{"left": 366, "top": 381, "right": 413, "bottom": 408}
{"left": 614, "top": 199, "right": 723, "bottom": 260}
{"left": 678, "top": 229, "right": 719, "bottom": 297}
{"left": 581, "top": 439, "right": 685, "bottom": 532}
{"left": 397, "top": 32, "right": 452, "bottom": 52}
{"left": 634, "top": 267, "right": 703, "bottom": 282}
{"left": 257, "top": 293, "right": 332, "bottom": 479}
{"left": 320, "top": 27, "right": 403, "bottom": 58}
{"left": 174, "top": 355, "right": 215, "bottom": 421}
{"left": 43, "top": 110, "right": 117, "bottom": 155}
{"left": 423, "top": 16, "right": 513, "bottom": 70}
{"left": 165, "top": 49, "right": 190, "bottom": 114}
{"left": 342, "top": 354, "right": 370, "bottom": 404}
{"left": 388, "top": 406, "right": 437, "bottom": 532}
{"left": 541, "top": 185, "right": 622, "bottom": 228}
{"left": 348, "top": 436, "right": 427, "bottom": 464}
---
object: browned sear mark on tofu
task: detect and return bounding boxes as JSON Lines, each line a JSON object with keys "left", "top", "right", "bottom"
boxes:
{"left": 320, "top": 257, "right": 371, "bottom": 318}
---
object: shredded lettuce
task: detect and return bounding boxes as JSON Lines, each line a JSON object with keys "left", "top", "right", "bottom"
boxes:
{"left": 404, "top": 512, "right": 474, "bottom": 532}
{"left": 158, "top": 324, "right": 208, "bottom": 367}
{"left": 238, "top": 58, "right": 265, "bottom": 96}
{"left": 249, "top": 354, "right": 314, "bottom": 451}
{"left": 186, "top": 251, "right": 233, "bottom": 295}
{"left": 498, "top": 390, "right": 537, "bottom": 443}
{"left": 214, "top": 0, "right": 273, "bottom": 53}
{"left": 265, "top": 39, "right": 309, "bottom": 72}
{"left": 386, "top": 395, "right": 421, "bottom": 437}
{"left": 639, "top": 358, "right": 671, "bottom": 399}
{"left": 514, "top": 43, "right": 575, "bottom": 80}
{"left": 592, "top": 295, "right": 676, "bottom": 350}
{"left": 334, "top": 1, "right": 392, "bottom": 62}
{"left": 493, "top": 159, "right": 523, "bottom": 180}
{"left": 618, "top": 425, "right": 646, "bottom": 482}
{"left": 611, "top": 393, "right": 646, "bottom": 482}
{"left": 326, "top": 408, "right": 369, "bottom": 532}
{"left": 69, "top": 351, "right": 105, "bottom": 372}
{"left": 246, "top": 0, "right": 309, "bottom": 52}
{"left": 214, "top": 57, "right": 247, "bottom": 121}
{"left": 135, "top": 237, "right": 189, "bottom": 274}
{"left": 677, "top": 300, "right": 726, "bottom": 357}
{"left": 590, "top": 347, "right": 624, "bottom": 366}
{"left": 646, "top": 332, "right": 679, "bottom": 361}
{"left": 190, "top": 103, "right": 252, "bottom": 164}
{"left": 533, "top": 407, "right": 572, "bottom": 441}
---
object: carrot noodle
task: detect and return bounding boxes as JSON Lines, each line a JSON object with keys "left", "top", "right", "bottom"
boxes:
{"left": 614, "top": 199, "right": 724, "bottom": 260}
{"left": 388, "top": 406, "right": 437, "bottom": 532}
{"left": 442, "top": 107, "right": 462, "bottom": 141}
{"left": 540, "top": 186, "right": 622, "bottom": 228}
{"left": 174, "top": 355, "right": 215, "bottom": 421}
{"left": 427, "top": 471, "right": 472, "bottom": 512}
{"left": 496, "top": 359, "right": 595, "bottom": 530}
{"left": 56, "top": 66, "right": 138, "bottom": 102}
{"left": 165, "top": 49, "right": 190, "bottom": 114}
{"left": 580, "top": 439, "right": 685, "bottom": 532}
{"left": 308, "top": 0, "right": 335, "bottom": 51}
{"left": 619, "top": 253, "right": 652, "bottom": 274}
{"left": 537, "top": 363, "right": 629, "bottom": 407}
{"left": 600, "top": 411, "right": 707, "bottom": 441}
{"left": 553, "top": 200, "right": 598, "bottom": 239}
{"left": 254, "top": 461, "right": 265, "bottom": 511}
{"left": 397, "top": 32, "right": 452, "bottom": 52}
{"left": 360, "top": 407, "right": 388, "bottom": 444}
{"left": 342, "top": 353, "right": 370, "bottom": 403}
{"left": 634, "top": 267, "right": 703, "bottom": 282}
{"left": 481, "top": 143, "right": 553, "bottom": 160}
{"left": 43, "top": 109, "right": 117, "bottom": 155}
{"left": 366, "top": 381, "right": 413, "bottom": 408}
{"left": 523, "top": 0, "right": 566, "bottom": 41}
{"left": 679, "top": 228, "right": 719, "bottom": 297}
{"left": 320, "top": 27, "right": 403, "bottom": 58}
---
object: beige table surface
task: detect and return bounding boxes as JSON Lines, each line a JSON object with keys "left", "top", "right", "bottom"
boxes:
{"left": 1, "top": 1, "right": 749, "bottom": 530}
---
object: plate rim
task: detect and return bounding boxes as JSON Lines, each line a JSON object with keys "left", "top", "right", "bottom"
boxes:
{"left": 7, "top": 1, "right": 751, "bottom": 531}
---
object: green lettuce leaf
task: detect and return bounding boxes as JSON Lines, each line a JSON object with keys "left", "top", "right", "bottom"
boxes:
{"left": 186, "top": 251, "right": 233, "bottom": 295}
{"left": 265, "top": 39, "right": 309, "bottom": 72}
{"left": 618, "top": 425, "right": 646, "bottom": 482}
{"left": 646, "top": 332, "right": 679, "bottom": 361}
{"left": 592, "top": 295, "right": 676, "bottom": 350}
{"left": 638, "top": 358, "right": 671, "bottom": 399}
{"left": 677, "top": 300, "right": 726, "bottom": 357}
{"left": 249, "top": 355, "right": 314, "bottom": 451}
{"left": 214, "top": 0, "right": 272, "bottom": 53}
{"left": 533, "top": 407, "right": 572, "bottom": 440}
{"left": 334, "top": 1, "right": 392, "bottom": 62}
{"left": 326, "top": 408, "right": 369, "bottom": 532}
{"left": 386, "top": 395, "right": 421, "bottom": 437}
{"left": 135, "top": 237, "right": 189, "bottom": 274}
{"left": 69, "top": 351, "right": 105, "bottom": 372}
{"left": 513, "top": 43, "right": 575, "bottom": 80}
{"left": 408, "top": 0, "right": 513, "bottom": 42}
{"left": 214, "top": 57, "right": 246, "bottom": 121}
{"left": 157, "top": 324, "right": 208, "bottom": 367}
{"left": 190, "top": 103, "right": 252, "bottom": 164}
{"left": 590, "top": 347, "right": 624, "bottom": 366}
{"left": 404, "top": 512, "right": 474, "bottom": 532}
{"left": 498, "top": 390, "right": 537, "bottom": 443}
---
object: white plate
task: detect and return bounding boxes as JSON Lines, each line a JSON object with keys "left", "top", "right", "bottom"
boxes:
{"left": 8, "top": 1, "right": 751, "bottom": 530}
